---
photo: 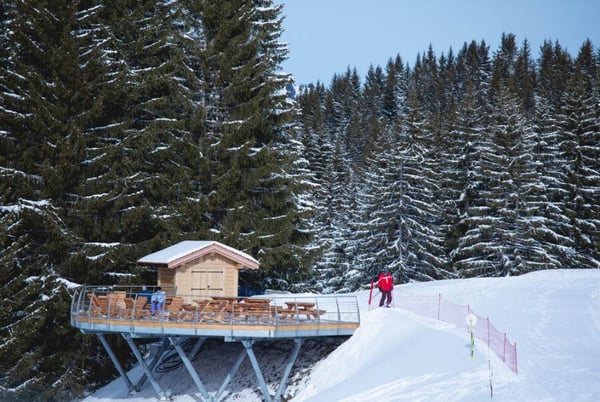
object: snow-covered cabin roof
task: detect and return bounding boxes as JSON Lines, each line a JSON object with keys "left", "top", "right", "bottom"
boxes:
{"left": 137, "top": 240, "right": 260, "bottom": 270}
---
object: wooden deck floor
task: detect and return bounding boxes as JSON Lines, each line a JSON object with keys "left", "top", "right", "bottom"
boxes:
{"left": 72, "top": 314, "right": 360, "bottom": 339}
{"left": 71, "top": 286, "right": 360, "bottom": 339}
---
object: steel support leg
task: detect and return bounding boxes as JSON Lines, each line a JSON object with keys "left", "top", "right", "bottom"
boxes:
{"left": 214, "top": 347, "right": 248, "bottom": 402}
{"left": 123, "top": 334, "right": 167, "bottom": 400}
{"left": 97, "top": 334, "right": 134, "bottom": 394}
{"left": 188, "top": 337, "right": 207, "bottom": 360}
{"left": 242, "top": 340, "right": 273, "bottom": 402}
{"left": 134, "top": 338, "right": 170, "bottom": 391}
{"left": 169, "top": 337, "right": 211, "bottom": 401}
{"left": 274, "top": 338, "right": 304, "bottom": 402}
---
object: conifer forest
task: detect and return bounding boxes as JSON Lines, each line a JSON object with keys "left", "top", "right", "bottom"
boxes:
{"left": 0, "top": 0, "right": 599, "bottom": 400}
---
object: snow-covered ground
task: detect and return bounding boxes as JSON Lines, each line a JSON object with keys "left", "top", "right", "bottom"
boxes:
{"left": 82, "top": 269, "right": 600, "bottom": 402}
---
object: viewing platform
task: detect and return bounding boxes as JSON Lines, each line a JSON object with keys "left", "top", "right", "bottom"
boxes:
{"left": 70, "top": 285, "right": 360, "bottom": 401}
{"left": 71, "top": 285, "right": 360, "bottom": 339}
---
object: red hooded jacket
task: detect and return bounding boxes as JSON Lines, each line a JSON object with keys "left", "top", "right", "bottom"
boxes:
{"left": 377, "top": 272, "right": 394, "bottom": 291}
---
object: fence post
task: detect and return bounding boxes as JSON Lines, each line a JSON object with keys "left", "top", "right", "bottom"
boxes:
{"left": 467, "top": 304, "right": 471, "bottom": 331}
{"left": 503, "top": 333, "right": 507, "bottom": 362}
{"left": 437, "top": 294, "right": 441, "bottom": 320}
{"left": 514, "top": 342, "right": 518, "bottom": 375}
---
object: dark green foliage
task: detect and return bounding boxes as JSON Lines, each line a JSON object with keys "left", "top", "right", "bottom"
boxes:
{"left": 1, "top": 0, "right": 599, "bottom": 397}
{"left": 1, "top": 0, "right": 307, "bottom": 399}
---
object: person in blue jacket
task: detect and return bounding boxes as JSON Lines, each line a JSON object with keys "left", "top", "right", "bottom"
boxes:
{"left": 139, "top": 286, "right": 152, "bottom": 306}
{"left": 150, "top": 287, "right": 166, "bottom": 316}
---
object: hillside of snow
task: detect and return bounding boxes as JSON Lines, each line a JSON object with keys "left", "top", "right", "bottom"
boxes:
{"left": 82, "top": 269, "right": 600, "bottom": 402}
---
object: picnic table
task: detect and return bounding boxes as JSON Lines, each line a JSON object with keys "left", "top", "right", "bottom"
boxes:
{"left": 211, "top": 296, "right": 241, "bottom": 304}
{"left": 190, "top": 299, "right": 232, "bottom": 322}
{"left": 235, "top": 298, "right": 275, "bottom": 322}
{"left": 280, "top": 301, "right": 326, "bottom": 321}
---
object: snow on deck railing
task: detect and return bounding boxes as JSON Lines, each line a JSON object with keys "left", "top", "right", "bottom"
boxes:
{"left": 393, "top": 289, "right": 518, "bottom": 374}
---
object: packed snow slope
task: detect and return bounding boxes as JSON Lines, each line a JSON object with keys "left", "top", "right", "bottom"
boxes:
{"left": 83, "top": 269, "right": 600, "bottom": 402}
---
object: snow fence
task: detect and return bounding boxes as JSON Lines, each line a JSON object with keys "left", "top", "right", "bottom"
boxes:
{"left": 393, "top": 289, "right": 518, "bottom": 374}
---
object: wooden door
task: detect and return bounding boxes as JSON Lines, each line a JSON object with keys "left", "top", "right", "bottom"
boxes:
{"left": 192, "top": 269, "right": 224, "bottom": 296}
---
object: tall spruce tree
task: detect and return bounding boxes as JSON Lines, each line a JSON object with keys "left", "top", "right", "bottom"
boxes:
{"left": 532, "top": 41, "right": 574, "bottom": 269}
{"left": 488, "top": 89, "right": 547, "bottom": 274}
{"left": 0, "top": 1, "right": 115, "bottom": 399}
{"left": 353, "top": 133, "right": 395, "bottom": 284}
{"left": 302, "top": 71, "right": 356, "bottom": 288}
{"left": 1, "top": 0, "right": 309, "bottom": 399}
{"left": 556, "top": 41, "right": 600, "bottom": 267}
{"left": 70, "top": 0, "right": 191, "bottom": 275}
{"left": 514, "top": 39, "right": 537, "bottom": 113}
{"left": 198, "top": 0, "right": 308, "bottom": 289}
{"left": 295, "top": 83, "right": 330, "bottom": 278}
{"left": 446, "top": 41, "right": 493, "bottom": 276}
{"left": 393, "top": 85, "right": 449, "bottom": 281}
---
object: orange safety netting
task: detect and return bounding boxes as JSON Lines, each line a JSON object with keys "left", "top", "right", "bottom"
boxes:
{"left": 393, "top": 289, "right": 518, "bottom": 374}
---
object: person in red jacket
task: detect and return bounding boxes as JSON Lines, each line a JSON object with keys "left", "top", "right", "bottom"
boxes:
{"left": 377, "top": 272, "right": 394, "bottom": 307}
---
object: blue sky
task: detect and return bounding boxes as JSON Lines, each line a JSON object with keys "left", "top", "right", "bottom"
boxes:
{"left": 276, "top": 0, "right": 600, "bottom": 85}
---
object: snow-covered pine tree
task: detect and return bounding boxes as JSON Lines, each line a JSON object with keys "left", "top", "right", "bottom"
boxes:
{"left": 556, "top": 40, "right": 600, "bottom": 267}
{"left": 0, "top": 0, "right": 117, "bottom": 399}
{"left": 528, "top": 41, "right": 574, "bottom": 269}
{"left": 196, "top": 0, "right": 310, "bottom": 290}
{"left": 391, "top": 84, "right": 449, "bottom": 281}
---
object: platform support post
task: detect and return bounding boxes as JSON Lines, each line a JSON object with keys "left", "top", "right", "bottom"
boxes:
{"left": 214, "top": 346, "right": 248, "bottom": 401}
{"left": 134, "top": 338, "right": 170, "bottom": 392}
{"left": 97, "top": 334, "right": 134, "bottom": 393}
{"left": 123, "top": 334, "right": 167, "bottom": 400}
{"left": 274, "top": 338, "right": 304, "bottom": 402}
{"left": 242, "top": 339, "right": 273, "bottom": 402}
{"left": 169, "top": 337, "right": 211, "bottom": 401}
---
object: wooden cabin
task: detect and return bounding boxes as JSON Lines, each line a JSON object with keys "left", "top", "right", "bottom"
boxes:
{"left": 137, "top": 241, "right": 260, "bottom": 303}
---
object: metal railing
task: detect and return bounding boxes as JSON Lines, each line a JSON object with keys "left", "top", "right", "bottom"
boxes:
{"left": 70, "top": 285, "right": 360, "bottom": 334}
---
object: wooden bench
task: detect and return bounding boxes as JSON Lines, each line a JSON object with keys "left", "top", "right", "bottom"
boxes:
{"left": 278, "top": 308, "right": 326, "bottom": 321}
{"left": 278, "top": 302, "right": 326, "bottom": 321}
{"left": 276, "top": 308, "right": 297, "bottom": 321}
{"left": 233, "top": 302, "right": 275, "bottom": 323}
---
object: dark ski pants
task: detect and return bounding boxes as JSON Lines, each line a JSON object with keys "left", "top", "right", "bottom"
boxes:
{"left": 379, "top": 290, "right": 392, "bottom": 307}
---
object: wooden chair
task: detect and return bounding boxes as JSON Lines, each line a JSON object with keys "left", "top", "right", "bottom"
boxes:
{"left": 198, "top": 300, "right": 231, "bottom": 323}
{"left": 87, "top": 293, "right": 108, "bottom": 317}
{"left": 166, "top": 297, "right": 185, "bottom": 320}
{"left": 106, "top": 292, "right": 127, "bottom": 317}
{"left": 119, "top": 298, "right": 134, "bottom": 319}
{"left": 132, "top": 296, "right": 150, "bottom": 319}
{"left": 179, "top": 304, "right": 199, "bottom": 322}
{"left": 119, "top": 297, "right": 150, "bottom": 320}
